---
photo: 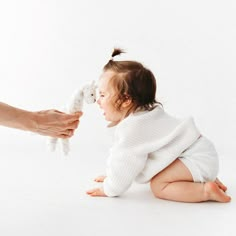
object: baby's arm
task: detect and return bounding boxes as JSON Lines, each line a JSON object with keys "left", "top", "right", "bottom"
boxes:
{"left": 104, "top": 153, "right": 147, "bottom": 197}
{"left": 87, "top": 152, "right": 147, "bottom": 198}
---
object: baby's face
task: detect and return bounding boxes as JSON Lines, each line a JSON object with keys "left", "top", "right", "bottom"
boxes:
{"left": 97, "top": 71, "right": 125, "bottom": 123}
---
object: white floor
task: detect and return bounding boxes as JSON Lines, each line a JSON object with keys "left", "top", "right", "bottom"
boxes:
{"left": 0, "top": 150, "right": 235, "bottom": 236}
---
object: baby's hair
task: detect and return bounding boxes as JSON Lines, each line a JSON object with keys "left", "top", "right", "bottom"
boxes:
{"left": 111, "top": 48, "right": 125, "bottom": 58}
{"left": 103, "top": 48, "right": 161, "bottom": 116}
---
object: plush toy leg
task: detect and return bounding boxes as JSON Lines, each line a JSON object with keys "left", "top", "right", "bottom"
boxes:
{"left": 61, "top": 138, "right": 70, "bottom": 155}
{"left": 48, "top": 137, "right": 58, "bottom": 152}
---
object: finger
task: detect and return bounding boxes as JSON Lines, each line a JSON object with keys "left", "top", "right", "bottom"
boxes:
{"left": 53, "top": 109, "right": 65, "bottom": 114}
{"left": 86, "top": 188, "right": 101, "bottom": 196}
{"left": 67, "top": 120, "right": 79, "bottom": 129}
{"left": 57, "top": 129, "right": 74, "bottom": 138}
{"left": 87, "top": 188, "right": 106, "bottom": 197}
{"left": 86, "top": 189, "right": 97, "bottom": 195}
{"left": 74, "top": 111, "right": 83, "bottom": 116}
{"left": 57, "top": 134, "right": 71, "bottom": 139}
{"left": 64, "top": 129, "right": 74, "bottom": 137}
{"left": 94, "top": 176, "right": 106, "bottom": 182}
{"left": 94, "top": 178, "right": 102, "bottom": 182}
{"left": 62, "top": 129, "right": 73, "bottom": 136}
{"left": 67, "top": 112, "right": 83, "bottom": 121}
{"left": 94, "top": 179, "right": 101, "bottom": 182}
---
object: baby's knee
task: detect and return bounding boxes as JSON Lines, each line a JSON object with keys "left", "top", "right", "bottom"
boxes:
{"left": 150, "top": 178, "right": 167, "bottom": 199}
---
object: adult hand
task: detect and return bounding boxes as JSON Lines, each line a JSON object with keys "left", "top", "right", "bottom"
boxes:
{"left": 33, "top": 109, "right": 82, "bottom": 138}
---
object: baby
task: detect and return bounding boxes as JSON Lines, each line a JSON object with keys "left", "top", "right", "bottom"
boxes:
{"left": 86, "top": 48, "right": 231, "bottom": 203}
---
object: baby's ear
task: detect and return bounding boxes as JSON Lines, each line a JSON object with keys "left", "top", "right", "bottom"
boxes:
{"left": 121, "top": 97, "right": 132, "bottom": 108}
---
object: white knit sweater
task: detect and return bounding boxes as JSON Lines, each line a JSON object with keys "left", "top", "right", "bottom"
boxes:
{"left": 103, "top": 106, "right": 201, "bottom": 197}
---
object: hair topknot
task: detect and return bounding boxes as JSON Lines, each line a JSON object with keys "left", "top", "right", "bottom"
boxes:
{"left": 111, "top": 48, "right": 125, "bottom": 58}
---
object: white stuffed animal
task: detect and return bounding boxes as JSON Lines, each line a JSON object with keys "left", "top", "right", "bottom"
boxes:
{"left": 48, "top": 80, "right": 97, "bottom": 155}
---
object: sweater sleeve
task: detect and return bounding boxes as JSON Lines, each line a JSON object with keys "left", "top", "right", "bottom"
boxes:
{"left": 103, "top": 151, "right": 148, "bottom": 197}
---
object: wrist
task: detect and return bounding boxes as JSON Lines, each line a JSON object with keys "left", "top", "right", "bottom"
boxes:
{"left": 17, "top": 110, "right": 38, "bottom": 132}
{"left": 26, "top": 111, "right": 39, "bottom": 132}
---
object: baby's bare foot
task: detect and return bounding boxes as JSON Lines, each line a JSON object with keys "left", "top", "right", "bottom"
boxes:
{"left": 204, "top": 182, "right": 231, "bottom": 203}
{"left": 215, "top": 178, "right": 227, "bottom": 192}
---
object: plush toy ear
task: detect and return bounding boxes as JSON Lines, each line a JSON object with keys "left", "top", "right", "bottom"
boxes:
{"left": 92, "top": 80, "right": 98, "bottom": 88}
{"left": 90, "top": 80, "right": 95, "bottom": 86}
{"left": 81, "top": 84, "right": 87, "bottom": 92}
{"left": 91, "top": 80, "right": 98, "bottom": 89}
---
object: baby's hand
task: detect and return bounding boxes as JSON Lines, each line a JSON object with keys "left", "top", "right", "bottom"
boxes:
{"left": 94, "top": 175, "right": 106, "bottom": 182}
{"left": 86, "top": 188, "right": 107, "bottom": 197}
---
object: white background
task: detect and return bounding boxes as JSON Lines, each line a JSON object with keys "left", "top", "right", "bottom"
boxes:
{"left": 0, "top": 1, "right": 235, "bottom": 236}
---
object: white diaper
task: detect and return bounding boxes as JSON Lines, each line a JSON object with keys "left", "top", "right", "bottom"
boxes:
{"left": 179, "top": 136, "right": 219, "bottom": 183}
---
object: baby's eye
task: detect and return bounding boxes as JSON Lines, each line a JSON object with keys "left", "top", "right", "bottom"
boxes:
{"left": 91, "top": 94, "right": 94, "bottom": 96}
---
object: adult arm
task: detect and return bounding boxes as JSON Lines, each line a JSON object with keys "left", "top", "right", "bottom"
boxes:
{"left": 0, "top": 102, "right": 82, "bottom": 138}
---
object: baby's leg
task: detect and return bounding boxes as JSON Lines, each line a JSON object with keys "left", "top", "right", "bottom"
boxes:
{"left": 150, "top": 159, "right": 231, "bottom": 203}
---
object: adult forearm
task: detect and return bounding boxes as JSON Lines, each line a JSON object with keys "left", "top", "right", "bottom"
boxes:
{"left": 0, "top": 102, "right": 82, "bottom": 138}
{"left": 0, "top": 102, "right": 36, "bottom": 131}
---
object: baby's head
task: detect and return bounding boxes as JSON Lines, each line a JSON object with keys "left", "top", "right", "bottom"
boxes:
{"left": 97, "top": 48, "right": 160, "bottom": 125}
